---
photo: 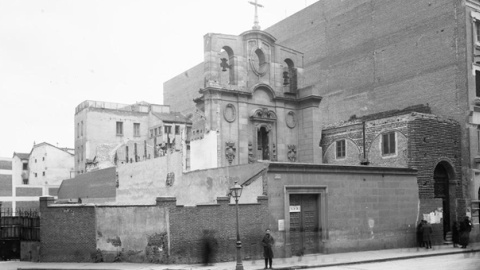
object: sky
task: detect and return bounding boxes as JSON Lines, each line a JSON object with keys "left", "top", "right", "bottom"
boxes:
{"left": 0, "top": 0, "right": 318, "bottom": 157}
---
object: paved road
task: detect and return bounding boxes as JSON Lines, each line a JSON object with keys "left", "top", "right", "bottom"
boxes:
{"left": 314, "top": 252, "right": 480, "bottom": 270}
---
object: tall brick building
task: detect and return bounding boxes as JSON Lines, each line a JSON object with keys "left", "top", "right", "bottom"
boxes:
{"left": 264, "top": 0, "right": 480, "bottom": 209}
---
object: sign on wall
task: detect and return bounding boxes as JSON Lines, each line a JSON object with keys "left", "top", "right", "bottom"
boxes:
{"left": 289, "top": 205, "right": 301, "bottom": 212}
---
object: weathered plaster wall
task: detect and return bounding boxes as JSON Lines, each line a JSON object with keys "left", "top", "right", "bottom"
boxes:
{"left": 116, "top": 155, "right": 265, "bottom": 206}
{"left": 115, "top": 152, "right": 183, "bottom": 205}
{"left": 190, "top": 130, "right": 218, "bottom": 171}
{"left": 95, "top": 206, "right": 169, "bottom": 263}
{"left": 28, "top": 144, "right": 74, "bottom": 187}
{"left": 180, "top": 163, "right": 266, "bottom": 206}
{"left": 75, "top": 107, "right": 150, "bottom": 173}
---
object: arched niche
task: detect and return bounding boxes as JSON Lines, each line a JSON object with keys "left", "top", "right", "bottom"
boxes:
{"left": 219, "top": 46, "right": 236, "bottom": 84}
{"left": 253, "top": 85, "right": 275, "bottom": 105}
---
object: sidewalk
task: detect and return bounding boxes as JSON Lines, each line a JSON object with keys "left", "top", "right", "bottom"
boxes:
{"left": 3, "top": 243, "right": 480, "bottom": 270}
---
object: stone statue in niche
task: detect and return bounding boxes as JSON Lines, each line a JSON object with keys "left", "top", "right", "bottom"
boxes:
{"left": 166, "top": 172, "right": 175, "bottom": 186}
{"left": 248, "top": 142, "right": 256, "bottom": 163}
{"left": 225, "top": 142, "right": 236, "bottom": 165}
{"left": 287, "top": 145, "right": 297, "bottom": 162}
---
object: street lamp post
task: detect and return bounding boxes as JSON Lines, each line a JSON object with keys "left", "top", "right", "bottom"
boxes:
{"left": 230, "top": 182, "right": 243, "bottom": 270}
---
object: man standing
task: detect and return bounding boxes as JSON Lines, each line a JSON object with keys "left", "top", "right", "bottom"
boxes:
{"left": 422, "top": 220, "right": 433, "bottom": 249}
{"left": 262, "top": 229, "right": 274, "bottom": 269}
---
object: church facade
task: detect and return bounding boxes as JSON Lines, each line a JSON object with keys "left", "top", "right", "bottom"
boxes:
{"left": 187, "top": 30, "right": 322, "bottom": 170}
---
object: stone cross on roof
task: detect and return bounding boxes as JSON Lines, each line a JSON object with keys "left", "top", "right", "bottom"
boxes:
{"left": 249, "top": 0, "right": 264, "bottom": 30}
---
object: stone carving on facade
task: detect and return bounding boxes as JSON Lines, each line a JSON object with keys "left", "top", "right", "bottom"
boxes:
{"left": 272, "top": 143, "right": 277, "bottom": 161}
{"left": 251, "top": 108, "right": 277, "bottom": 121}
{"left": 254, "top": 123, "right": 273, "bottom": 132}
{"left": 286, "top": 111, "right": 297, "bottom": 128}
{"left": 224, "top": 103, "right": 236, "bottom": 123}
{"left": 166, "top": 172, "right": 175, "bottom": 187}
{"left": 287, "top": 145, "right": 297, "bottom": 162}
{"left": 248, "top": 142, "right": 256, "bottom": 163}
{"left": 225, "top": 142, "right": 236, "bottom": 165}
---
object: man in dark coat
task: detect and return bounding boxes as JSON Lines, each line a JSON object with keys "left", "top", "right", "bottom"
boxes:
{"left": 422, "top": 220, "right": 433, "bottom": 249}
{"left": 452, "top": 221, "right": 460, "bottom": 248}
{"left": 262, "top": 229, "right": 274, "bottom": 269}
{"left": 459, "top": 216, "right": 472, "bottom": 248}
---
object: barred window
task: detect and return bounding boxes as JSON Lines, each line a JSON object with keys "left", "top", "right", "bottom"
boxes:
{"left": 336, "top": 140, "right": 346, "bottom": 159}
{"left": 382, "top": 132, "right": 396, "bottom": 155}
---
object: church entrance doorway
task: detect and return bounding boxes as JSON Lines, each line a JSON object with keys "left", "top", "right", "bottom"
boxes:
{"left": 433, "top": 163, "right": 453, "bottom": 238}
{"left": 257, "top": 126, "right": 270, "bottom": 160}
{"left": 289, "top": 194, "right": 320, "bottom": 255}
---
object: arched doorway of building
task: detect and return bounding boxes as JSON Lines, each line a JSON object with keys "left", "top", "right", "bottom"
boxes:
{"left": 433, "top": 162, "right": 455, "bottom": 239}
{"left": 257, "top": 126, "right": 270, "bottom": 160}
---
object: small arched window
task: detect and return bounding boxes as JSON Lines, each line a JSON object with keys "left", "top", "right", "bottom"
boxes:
{"left": 284, "top": 58, "right": 297, "bottom": 92}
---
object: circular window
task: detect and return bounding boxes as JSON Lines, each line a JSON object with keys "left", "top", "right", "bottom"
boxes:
{"left": 224, "top": 103, "right": 236, "bottom": 123}
{"left": 286, "top": 111, "right": 296, "bottom": 128}
{"left": 249, "top": 48, "right": 268, "bottom": 76}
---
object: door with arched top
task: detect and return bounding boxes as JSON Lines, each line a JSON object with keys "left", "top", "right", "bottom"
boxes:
{"left": 257, "top": 126, "right": 270, "bottom": 160}
{"left": 434, "top": 163, "right": 451, "bottom": 238}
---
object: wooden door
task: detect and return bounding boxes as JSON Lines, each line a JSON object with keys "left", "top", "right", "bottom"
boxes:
{"left": 289, "top": 194, "right": 320, "bottom": 255}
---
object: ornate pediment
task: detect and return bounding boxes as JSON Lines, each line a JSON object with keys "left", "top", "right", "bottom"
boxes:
{"left": 250, "top": 108, "right": 277, "bottom": 122}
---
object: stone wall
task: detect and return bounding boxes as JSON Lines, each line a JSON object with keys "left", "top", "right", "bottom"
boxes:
{"left": 39, "top": 195, "right": 269, "bottom": 264}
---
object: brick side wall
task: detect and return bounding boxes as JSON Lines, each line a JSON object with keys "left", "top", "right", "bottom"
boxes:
{"left": 321, "top": 112, "right": 463, "bottom": 244}
{"left": 16, "top": 201, "right": 39, "bottom": 210}
{"left": 0, "top": 160, "right": 12, "bottom": 170}
{"left": 164, "top": 63, "right": 204, "bottom": 115}
{"left": 0, "top": 174, "right": 12, "bottom": 196}
{"left": 48, "top": 188, "right": 59, "bottom": 196}
{"left": 160, "top": 196, "right": 269, "bottom": 264}
{"left": 407, "top": 117, "right": 463, "bottom": 222}
{"left": 39, "top": 197, "right": 96, "bottom": 262}
{"left": 0, "top": 201, "right": 12, "bottom": 209}
{"left": 16, "top": 187, "right": 43, "bottom": 197}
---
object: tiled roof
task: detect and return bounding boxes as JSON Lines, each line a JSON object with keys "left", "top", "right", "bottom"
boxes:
{"left": 31, "top": 142, "right": 74, "bottom": 156}
{"left": 57, "top": 167, "right": 116, "bottom": 200}
{"left": 153, "top": 112, "right": 192, "bottom": 124}
{"left": 13, "top": 152, "right": 30, "bottom": 160}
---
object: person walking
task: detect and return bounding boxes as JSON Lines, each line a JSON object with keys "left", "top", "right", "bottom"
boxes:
{"left": 416, "top": 220, "right": 424, "bottom": 247}
{"left": 422, "top": 220, "right": 433, "bottom": 249}
{"left": 459, "top": 216, "right": 472, "bottom": 248}
{"left": 262, "top": 229, "right": 274, "bottom": 269}
{"left": 201, "top": 230, "right": 218, "bottom": 266}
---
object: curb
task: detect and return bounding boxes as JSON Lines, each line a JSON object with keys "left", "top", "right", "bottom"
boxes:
{"left": 13, "top": 247, "right": 480, "bottom": 270}
{"left": 272, "top": 248, "right": 480, "bottom": 270}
